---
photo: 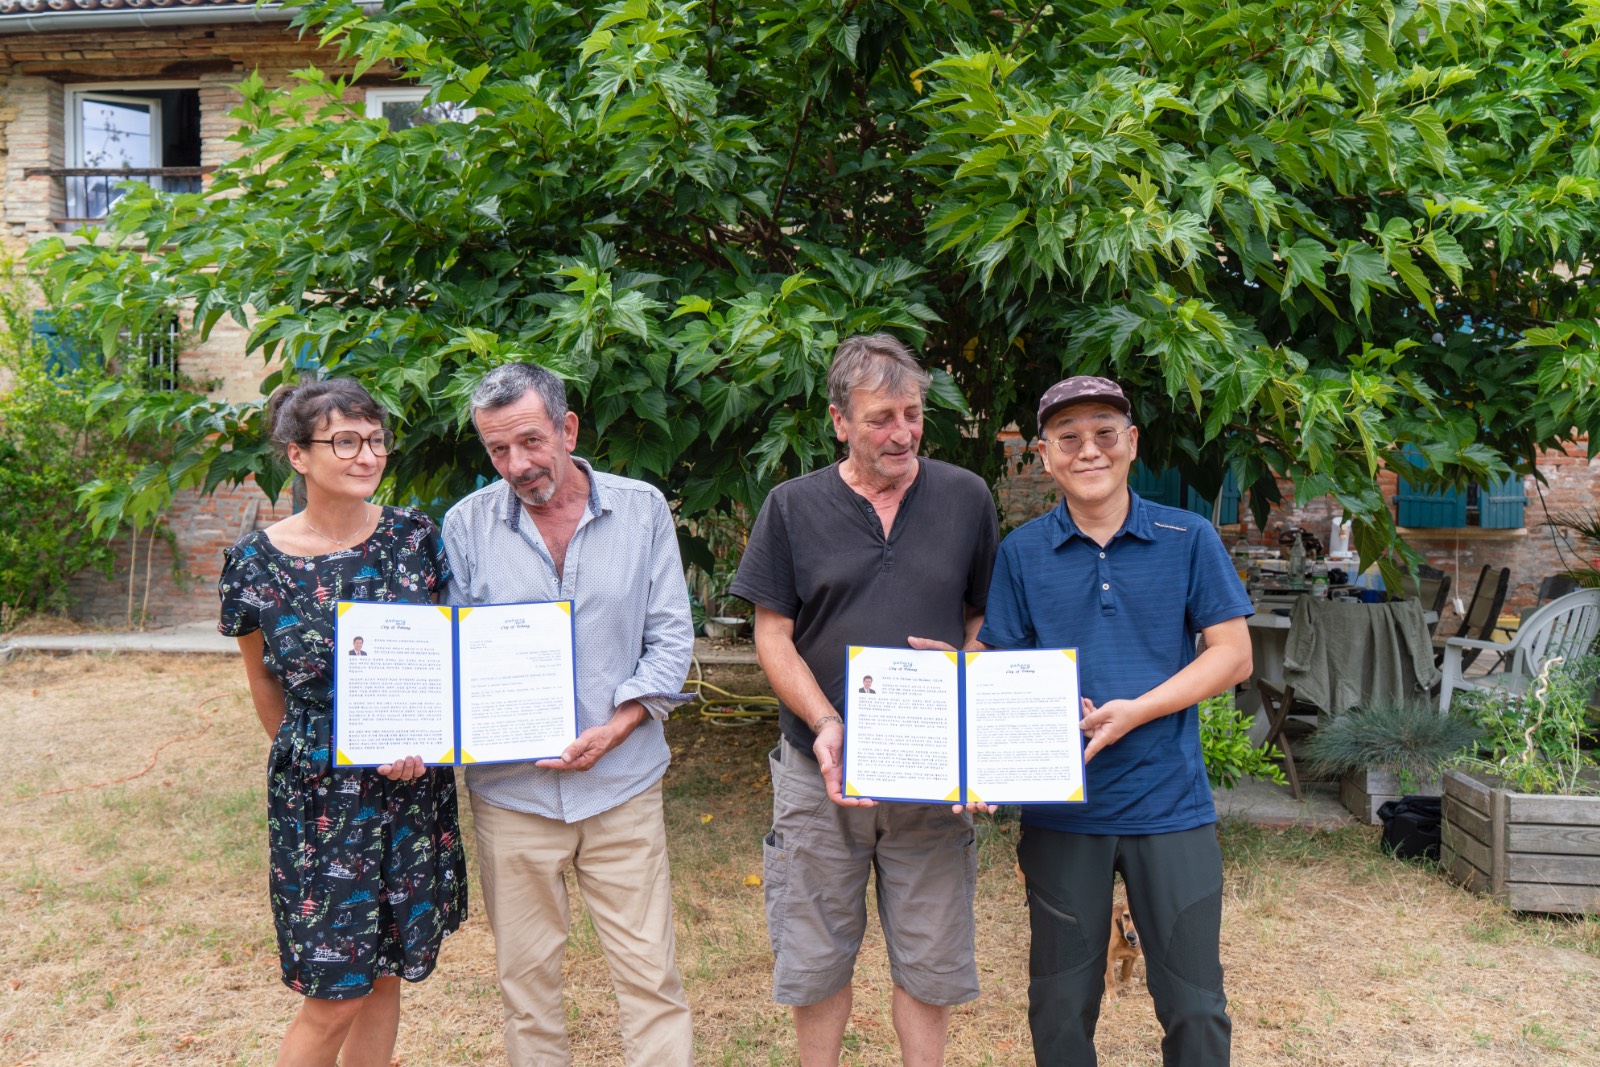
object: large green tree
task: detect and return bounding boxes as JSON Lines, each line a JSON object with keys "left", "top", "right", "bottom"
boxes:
{"left": 33, "top": 0, "right": 1600, "bottom": 572}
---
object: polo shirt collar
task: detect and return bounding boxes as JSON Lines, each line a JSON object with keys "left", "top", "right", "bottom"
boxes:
{"left": 1048, "top": 488, "right": 1156, "bottom": 548}
{"left": 500, "top": 456, "right": 607, "bottom": 532}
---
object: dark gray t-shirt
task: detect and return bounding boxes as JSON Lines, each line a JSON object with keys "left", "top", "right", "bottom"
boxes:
{"left": 730, "top": 458, "right": 999, "bottom": 755}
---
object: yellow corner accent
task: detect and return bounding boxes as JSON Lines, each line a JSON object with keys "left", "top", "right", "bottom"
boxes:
{"left": 1062, "top": 649, "right": 1077, "bottom": 662}
{"left": 942, "top": 651, "right": 959, "bottom": 664}
{"left": 847, "top": 646, "right": 863, "bottom": 659}
{"left": 336, "top": 602, "right": 353, "bottom": 617}
{"left": 944, "top": 786, "right": 963, "bottom": 802}
{"left": 335, "top": 749, "right": 353, "bottom": 765}
{"left": 845, "top": 780, "right": 861, "bottom": 797}
{"left": 1067, "top": 786, "right": 1084, "bottom": 802}
{"left": 460, "top": 751, "right": 477, "bottom": 764}
{"left": 557, "top": 601, "right": 572, "bottom": 615}
{"left": 438, "top": 605, "right": 456, "bottom": 620}
{"left": 440, "top": 748, "right": 455, "bottom": 763}
{"left": 967, "top": 787, "right": 983, "bottom": 804}
{"left": 964, "top": 651, "right": 980, "bottom": 665}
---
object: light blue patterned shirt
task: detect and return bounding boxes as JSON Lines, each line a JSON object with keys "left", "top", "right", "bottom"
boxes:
{"left": 442, "top": 458, "right": 694, "bottom": 823}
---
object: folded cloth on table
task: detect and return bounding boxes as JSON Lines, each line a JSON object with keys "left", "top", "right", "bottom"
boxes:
{"left": 1282, "top": 597, "right": 1442, "bottom": 714}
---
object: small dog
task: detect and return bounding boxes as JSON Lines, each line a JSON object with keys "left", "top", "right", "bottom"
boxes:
{"left": 1104, "top": 900, "right": 1142, "bottom": 1001}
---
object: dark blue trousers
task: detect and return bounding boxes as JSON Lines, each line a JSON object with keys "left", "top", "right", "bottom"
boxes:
{"left": 1017, "top": 823, "right": 1231, "bottom": 1066}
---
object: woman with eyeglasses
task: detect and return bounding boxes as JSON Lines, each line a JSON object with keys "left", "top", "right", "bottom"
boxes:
{"left": 217, "top": 378, "right": 466, "bottom": 1066}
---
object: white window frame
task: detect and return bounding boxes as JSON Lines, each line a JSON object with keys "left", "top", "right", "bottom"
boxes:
{"left": 64, "top": 82, "right": 200, "bottom": 219}
{"left": 365, "top": 87, "right": 476, "bottom": 127}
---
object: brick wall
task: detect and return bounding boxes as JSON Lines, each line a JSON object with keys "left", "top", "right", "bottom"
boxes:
{"left": 65, "top": 478, "right": 292, "bottom": 626}
{"left": 996, "top": 434, "right": 1600, "bottom": 629}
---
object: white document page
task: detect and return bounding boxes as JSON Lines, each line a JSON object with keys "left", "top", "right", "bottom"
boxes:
{"left": 963, "top": 648, "right": 1085, "bottom": 804}
{"left": 457, "top": 601, "right": 578, "bottom": 764}
{"left": 842, "top": 646, "right": 961, "bottom": 803}
{"left": 333, "top": 602, "right": 455, "bottom": 766}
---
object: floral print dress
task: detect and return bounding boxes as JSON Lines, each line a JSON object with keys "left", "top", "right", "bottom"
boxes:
{"left": 218, "top": 506, "right": 467, "bottom": 1000}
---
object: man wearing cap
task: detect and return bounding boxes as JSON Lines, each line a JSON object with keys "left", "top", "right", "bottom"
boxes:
{"left": 977, "top": 376, "right": 1253, "bottom": 1065}
{"left": 730, "top": 332, "right": 998, "bottom": 1067}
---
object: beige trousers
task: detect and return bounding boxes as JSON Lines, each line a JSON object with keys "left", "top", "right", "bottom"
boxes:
{"left": 470, "top": 782, "right": 693, "bottom": 1067}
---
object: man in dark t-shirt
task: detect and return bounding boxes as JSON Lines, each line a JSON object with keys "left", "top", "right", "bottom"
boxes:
{"left": 731, "top": 333, "right": 997, "bottom": 1067}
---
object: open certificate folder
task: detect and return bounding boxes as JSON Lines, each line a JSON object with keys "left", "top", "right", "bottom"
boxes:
{"left": 332, "top": 600, "right": 578, "bottom": 767}
{"left": 841, "top": 645, "right": 1086, "bottom": 805}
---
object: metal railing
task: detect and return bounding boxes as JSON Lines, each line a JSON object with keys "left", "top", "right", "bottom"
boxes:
{"left": 23, "top": 166, "right": 213, "bottom": 227}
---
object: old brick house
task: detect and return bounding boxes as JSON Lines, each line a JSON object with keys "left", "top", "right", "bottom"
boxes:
{"left": 0, "top": 0, "right": 452, "bottom": 626}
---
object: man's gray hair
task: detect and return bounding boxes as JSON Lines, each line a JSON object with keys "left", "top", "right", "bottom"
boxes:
{"left": 826, "top": 333, "right": 932, "bottom": 416}
{"left": 470, "top": 362, "right": 569, "bottom": 427}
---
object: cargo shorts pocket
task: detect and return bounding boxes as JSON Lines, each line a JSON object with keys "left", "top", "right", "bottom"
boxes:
{"left": 762, "top": 830, "right": 788, "bottom": 958}
{"left": 767, "top": 744, "right": 831, "bottom": 852}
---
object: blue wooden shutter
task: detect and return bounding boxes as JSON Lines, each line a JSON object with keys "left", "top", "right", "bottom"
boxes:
{"left": 1394, "top": 445, "right": 1466, "bottom": 528}
{"left": 1478, "top": 472, "right": 1526, "bottom": 529}
{"left": 1185, "top": 469, "right": 1241, "bottom": 524}
{"left": 32, "top": 310, "right": 83, "bottom": 373}
{"left": 1130, "top": 462, "right": 1182, "bottom": 507}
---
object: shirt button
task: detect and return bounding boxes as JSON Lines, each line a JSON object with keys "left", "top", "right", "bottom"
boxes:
{"left": 1099, "top": 552, "right": 1106, "bottom": 559}
{"left": 1102, "top": 583, "right": 1110, "bottom": 590}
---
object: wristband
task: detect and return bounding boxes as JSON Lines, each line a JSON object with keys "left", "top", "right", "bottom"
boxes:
{"left": 812, "top": 714, "right": 843, "bottom": 730}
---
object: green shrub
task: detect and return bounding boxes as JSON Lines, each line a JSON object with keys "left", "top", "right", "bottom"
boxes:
{"left": 1456, "top": 656, "right": 1600, "bottom": 796}
{"left": 1300, "top": 702, "right": 1482, "bottom": 794}
{"left": 0, "top": 266, "right": 161, "bottom": 632}
{"left": 1199, "top": 691, "right": 1287, "bottom": 791}
{"left": 0, "top": 350, "right": 125, "bottom": 630}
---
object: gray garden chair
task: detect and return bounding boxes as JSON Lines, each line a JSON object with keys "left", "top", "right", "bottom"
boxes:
{"left": 1437, "top": 588, "right": 1600, "bottom": 711}
{"left": 1432, "top": 564, "right": 1509, "bottom": 669}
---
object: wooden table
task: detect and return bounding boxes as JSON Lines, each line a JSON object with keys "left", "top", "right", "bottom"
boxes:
{"left": 1239, "top": 602, "right": 1436, "bottom": 798}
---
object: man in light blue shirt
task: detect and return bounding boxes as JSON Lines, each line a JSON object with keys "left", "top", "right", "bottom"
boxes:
{"left": 442, "top": 362, "right": 694, "bottom": 1066}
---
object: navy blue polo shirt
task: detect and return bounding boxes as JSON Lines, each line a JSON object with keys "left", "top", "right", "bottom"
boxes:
{"left": 977, "top": 490, "right": 1252, "bottom": 835}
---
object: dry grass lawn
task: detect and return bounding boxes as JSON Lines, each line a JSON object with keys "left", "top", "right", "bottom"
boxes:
{"left": 2, "top": 651, "right": 1598, "bottom": 1066}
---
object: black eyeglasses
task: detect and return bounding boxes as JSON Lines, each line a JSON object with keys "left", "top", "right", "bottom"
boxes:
{"left": 307, "top": 430, "right": 395, "bottom": 459}
{"left": 1048, "top": 427, "right": 1131, "bottom": 457}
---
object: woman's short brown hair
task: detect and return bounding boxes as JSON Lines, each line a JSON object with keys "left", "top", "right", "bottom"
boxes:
{"left": 264, "top": 378, "right": 387, "bottom": 458}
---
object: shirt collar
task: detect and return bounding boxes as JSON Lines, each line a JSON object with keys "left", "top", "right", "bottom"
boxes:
{"left": 500, "top": 456, "right": 606, "bottom": 532}
{"left": 1048, "top": 488, "right": 1156, "bottom": 548}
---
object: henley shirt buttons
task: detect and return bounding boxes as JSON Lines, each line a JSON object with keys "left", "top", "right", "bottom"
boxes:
{"left": 1102, "top": 582, "right": 1110, "bottom": 590}
{"left": 1099, "top": 551, "right": 1106, "bottom": 559}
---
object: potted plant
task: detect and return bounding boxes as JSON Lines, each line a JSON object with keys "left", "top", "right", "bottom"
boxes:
{"left": 1441, "top": 655, "right": 1600, "bottom": 914}
{"left": 1299, "top": 702, "right": 1482, "bottom": 824}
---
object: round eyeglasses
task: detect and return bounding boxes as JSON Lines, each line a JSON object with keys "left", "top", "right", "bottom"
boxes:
{"left": 307, "top": 430, "right": 395, "bottom": 459}
{"left": 1048, "top": 426, "right": 1131, "bottom": 457}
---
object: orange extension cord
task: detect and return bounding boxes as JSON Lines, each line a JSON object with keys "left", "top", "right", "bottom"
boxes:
{"left": 20, "top": 690, "right": 231, "bottom": 801}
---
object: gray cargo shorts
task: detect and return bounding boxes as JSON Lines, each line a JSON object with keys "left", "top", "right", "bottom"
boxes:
{"left": 762, "top": 739, "right": 980, "bottom": 1007}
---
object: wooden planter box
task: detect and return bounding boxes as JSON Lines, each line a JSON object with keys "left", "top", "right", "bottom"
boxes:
{"left": 1440, "top": 768, "right": 1600, "bottom": 914}
{"left": 1340, "top": 767, "right": 1440, "bottom": 825}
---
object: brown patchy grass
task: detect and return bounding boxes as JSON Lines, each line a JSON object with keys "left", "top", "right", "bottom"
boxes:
{"left": 1, "top": 652, "right": 1597, "bottom": 1066}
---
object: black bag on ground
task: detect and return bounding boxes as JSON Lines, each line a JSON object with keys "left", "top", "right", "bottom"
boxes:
{"left": 1377, "top": 796, "right": 1442, "bottom": 861}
